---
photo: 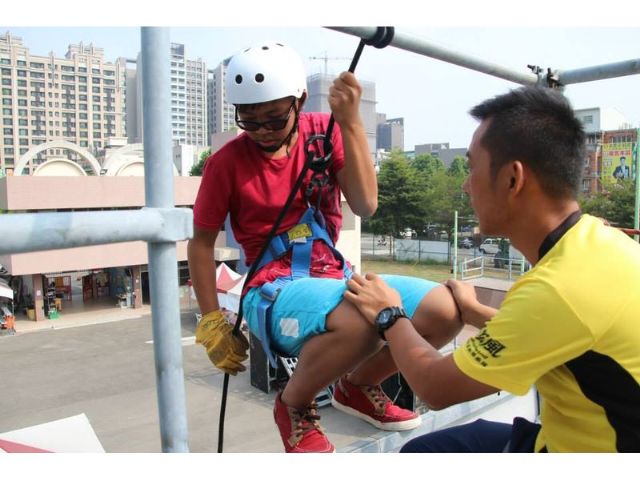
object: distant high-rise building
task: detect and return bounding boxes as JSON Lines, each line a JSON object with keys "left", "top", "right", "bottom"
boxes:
{"left": 0, "top": 32, "right": 126, "bottom": 175}
{"left": 128, "top": 43, "right": 208, "bottom": 148}
{"left": 207, "top": 57, "right": 236, "bottom": 140}
{"left": 305, "top": 73, "right": 377, "bottom": 155}
{"left": 376, "top": 114, "right": 404, "bottom": 151}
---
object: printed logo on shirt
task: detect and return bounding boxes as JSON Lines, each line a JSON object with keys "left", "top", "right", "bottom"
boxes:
{"left": 465, "top": 329, "right": 507, "bottom": 367}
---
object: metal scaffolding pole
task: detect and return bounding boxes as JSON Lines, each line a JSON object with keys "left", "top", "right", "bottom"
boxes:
{"left": 141, "top": 27, "right": 190, "bottom": 453}
{"left": 326, "top": 26, "right": 539, "bottom": 86}
{"left": 0, "top": 208, "right": 191, "bottom": 255}
{"left": 557, "top": 58, "right": 640, "bottom": 85}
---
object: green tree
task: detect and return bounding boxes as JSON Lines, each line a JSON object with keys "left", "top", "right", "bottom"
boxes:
{"left": 367, "top": 151, "right": 427, "bottom": 236}
{"left": 580, "top": 179, "right": 636, "bottom": 227}
{"left": 447, "top": 155, "right": 469, "bottom": 177}
{"left": 190, "top": 148, "right": 212, "bottom": 176}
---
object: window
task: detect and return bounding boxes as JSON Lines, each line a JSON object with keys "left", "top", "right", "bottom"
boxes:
{"left": 2, "top": 79, "right": 11, "bottom": 86}
{"left": 18, "top": 119, "right": 27, "bottom": 126}
{"left": 78, "top": 76, "right": 87, "bottom": 83}
{"left": 17, "top": 99, "right": 27, "bottom": 106}
{"left": 2, "top": 98, "right": 10, "bottom": 105}
{"left": 92, "top": 105, "right": 100, "bottom": 111}
{"left": 79, "top": 85, "right": 87, "bottom": 92}
{"left": 2, "top": 118, "right": 10, "bottom": 125}
{"left": 1, "top": 68, "right": 10, "bottom": 75}
{"left": 16, "top": 60, "right": 26, "bottom": 66}
{"left": 17, "top": 80, "right": 26, "bottom": 87}
{"left": 61, "top": 65, "right": 74, "bottom": 72}
{"left": 92, "top": 113, "right": 101, "bottom": 120}
{"left": 19, "top": 138, "right": 28, "bottom": 145}
{"left": 3, "top": 128, "right": 12, "bottom": 134}
{"left": 0, "top": 59, "right": 10, "bottom": 65}
{"left": 2, "top": 107, "right": 12, "bottom": 115}
{"left": 30, "top": 62, "right": 45, "bottom": 69}
{"left": 1, "top": 88, "right": 10, "bottom": 95}
{"left": 583, "top": 115, "right": 593, "bottom": 124}
{"left": 4, "top": 138, "right": 13, "bottom": 145}
{"left": 17, "top": 70, "right": 27, "bottom": 77}
{"left": 79, "top": 66, "right": 87, "bottom": 73}
{"left": 19, "top": 128, "right": 27, "bottom": 135}
{"left": 18, "top": 89, "right": 26, "bottom": 96}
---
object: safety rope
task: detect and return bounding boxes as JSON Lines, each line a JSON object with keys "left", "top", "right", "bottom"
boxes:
{"left": 217, "top": 26, "right": 395, "bottom": 453}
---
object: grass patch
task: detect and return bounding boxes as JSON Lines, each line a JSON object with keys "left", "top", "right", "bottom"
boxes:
{"left": 360, "top": 259, "right": 453, "bottom": 283}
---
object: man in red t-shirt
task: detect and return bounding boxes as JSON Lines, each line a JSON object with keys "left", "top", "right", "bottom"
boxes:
{"left": 188, "top": 42, "right": 462, "bottom": 453}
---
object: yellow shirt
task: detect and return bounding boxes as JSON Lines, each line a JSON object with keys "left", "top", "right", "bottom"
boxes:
{"left": 454, "top": 215, "right": 640, "bottom": 452}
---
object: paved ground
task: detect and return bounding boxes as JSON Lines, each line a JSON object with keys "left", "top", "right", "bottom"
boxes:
{"left": 0, "top": 308, "right": 395, "bottom": 452}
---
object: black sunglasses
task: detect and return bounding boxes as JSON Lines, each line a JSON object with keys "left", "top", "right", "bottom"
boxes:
{"left": 235, "top": 99, "right": 296, "bottom": 132}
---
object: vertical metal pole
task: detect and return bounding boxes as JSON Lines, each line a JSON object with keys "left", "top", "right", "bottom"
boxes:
{"left": 453, "top": 211, "right": 458, "bottom": 279}
{"left": 634, "top": 129, "right": 639, "bottom": 242}
{"left": 141, "top": 27, "right": 189, "bottom": 452}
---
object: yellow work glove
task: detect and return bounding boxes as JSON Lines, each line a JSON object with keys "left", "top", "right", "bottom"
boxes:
{"left": 195, "top": 310, "right": 249, "bottom": 375}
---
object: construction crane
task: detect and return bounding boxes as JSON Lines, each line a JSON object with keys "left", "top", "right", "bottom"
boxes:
{"left": 308, "top": 51, "right": 351, "bottom": 75}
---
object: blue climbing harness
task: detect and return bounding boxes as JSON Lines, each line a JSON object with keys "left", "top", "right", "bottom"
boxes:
{"left": 254, "top": 205, "right": 352, "bottom": 367}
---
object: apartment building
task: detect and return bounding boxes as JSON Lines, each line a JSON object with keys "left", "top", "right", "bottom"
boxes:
{"left": 207, "top": 58, "right": 236, "bottom": 139}
{"left": 305, "top": 73, "right": 378, "bottom": 155}
{"left": 128, "top": 43, "right": 208, "bottom": 148}
{"left": 0, "top": 32, "right": 126, "bottom": 176}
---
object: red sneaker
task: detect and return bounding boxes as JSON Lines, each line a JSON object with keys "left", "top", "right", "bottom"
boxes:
{"left": 273, "top": 392, "right": 335, "bottom": 453}
{"left": 331, "top": 376, "right": 421, "bottom": 431}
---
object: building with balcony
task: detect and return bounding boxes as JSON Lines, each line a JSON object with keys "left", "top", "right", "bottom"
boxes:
{"left": 127, "top": 43, "right": 208, "bottom": 148}
{"left": 0, "top": 32, "right": 127, "bottom": 176}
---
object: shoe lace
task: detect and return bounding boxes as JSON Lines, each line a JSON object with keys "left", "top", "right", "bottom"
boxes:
{"left": 365, "top": 385, "right": 390, "bottom": 413}
{"left": 289, "top": 403, "right": 323, "bottom": 445}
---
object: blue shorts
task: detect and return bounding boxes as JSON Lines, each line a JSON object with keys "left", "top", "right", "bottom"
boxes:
{"left": 242, "top": 274, "right": 440, "bottom": 358}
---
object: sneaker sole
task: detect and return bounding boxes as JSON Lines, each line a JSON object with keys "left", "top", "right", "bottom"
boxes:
{"left": 331, "top": 398, "right": 422, "bottom": 431}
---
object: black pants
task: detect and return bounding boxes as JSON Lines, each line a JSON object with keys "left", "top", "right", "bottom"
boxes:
{"left": 400, "top": 417, "right": 542, "bottom": 453}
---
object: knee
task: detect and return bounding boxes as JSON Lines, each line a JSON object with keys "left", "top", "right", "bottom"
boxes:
{"left": 412, "top": 286, "right": 462, "bottom": 344}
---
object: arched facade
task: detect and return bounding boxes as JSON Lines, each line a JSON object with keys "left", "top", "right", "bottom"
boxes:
{"left": 13, "top": 141, "right": 101, "bottom": 176}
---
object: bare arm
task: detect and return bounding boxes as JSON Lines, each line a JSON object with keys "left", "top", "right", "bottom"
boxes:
{"left": 344, "top": 273, "right": 497, "bottom": 410}
{"left": 329, "top": 72, "right": 377, "bottom": 218}
{"left": 187, "top": 226, "right": 220, "bottom": 315}
{"left": 445, "top": 279, "right": 497, "bottom": 329}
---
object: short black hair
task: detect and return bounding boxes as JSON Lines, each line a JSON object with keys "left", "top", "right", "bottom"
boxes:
{"left": 469, "top": 86, "right": 585, "bottom": 198}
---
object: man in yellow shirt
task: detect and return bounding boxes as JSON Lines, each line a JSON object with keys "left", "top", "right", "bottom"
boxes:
{"left": 344, "top": 86, "right": 640, "bottom": 452}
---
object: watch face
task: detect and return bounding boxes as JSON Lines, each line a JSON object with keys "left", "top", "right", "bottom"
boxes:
{"left": 376, "top": 307, "right": 395, "bottom": 327}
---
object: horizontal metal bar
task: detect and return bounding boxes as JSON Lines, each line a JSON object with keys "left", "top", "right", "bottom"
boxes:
{"left": 557, "top": 58, "right": 640, "bottom": 85}
{"left": 0, "top": 207, "right": 193, "bottom": 255}
{"left": 326, "top": 26, "right": 538, "bottom": 86}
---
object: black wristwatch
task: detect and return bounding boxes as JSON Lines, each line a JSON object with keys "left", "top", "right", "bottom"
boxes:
{"left": 375, "top": 306, "right": 408, "bottom": 340}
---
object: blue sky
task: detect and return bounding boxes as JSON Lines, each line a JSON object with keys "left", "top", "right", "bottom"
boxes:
{"left": 3, "top": 1, "right": 640, "bottom": 149}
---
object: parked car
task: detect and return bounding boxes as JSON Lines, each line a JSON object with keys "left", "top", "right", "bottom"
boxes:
{"left": 399, "top": 228, "right": 417, "bottom": 239}
{"left": 479, "top": 238, "right": 501, "bottom": 255}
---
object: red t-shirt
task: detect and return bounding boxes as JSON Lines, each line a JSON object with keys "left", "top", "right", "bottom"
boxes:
{"left": 193, "top": 112, "right": 347, "bottom": 290}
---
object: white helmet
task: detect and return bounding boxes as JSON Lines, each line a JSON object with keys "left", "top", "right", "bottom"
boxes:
{"left": 225, "top": 41, "right": 307, "bottom": 105}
